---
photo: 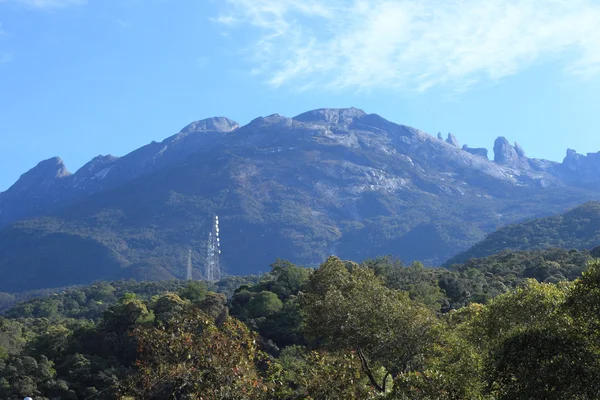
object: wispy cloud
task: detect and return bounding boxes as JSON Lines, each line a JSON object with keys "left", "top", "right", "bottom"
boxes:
{"left": 0, "top": 0, "right": 86, "bottom": 10}
{"left": 216, "top": 0, "right": 600, "bottom": 92}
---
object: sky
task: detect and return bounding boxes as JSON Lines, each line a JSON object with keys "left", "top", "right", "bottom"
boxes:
{"left": 1, "top": 0, "right": 599, "bottom": 191}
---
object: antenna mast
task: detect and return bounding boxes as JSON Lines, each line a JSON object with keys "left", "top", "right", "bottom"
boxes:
{"left": 205, "top": 215, "right": 221, "bottom": 282}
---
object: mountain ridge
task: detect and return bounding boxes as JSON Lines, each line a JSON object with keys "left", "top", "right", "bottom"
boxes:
{"left": 1, "top": 108, "right": 600, "bottom": 292}
{"left": 3, "top": 107, "right": 599, "bottom": 211}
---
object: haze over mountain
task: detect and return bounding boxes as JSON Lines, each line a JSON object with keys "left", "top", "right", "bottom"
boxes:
{"left": 1, "top": 108, "right": 600, "bottom": 292}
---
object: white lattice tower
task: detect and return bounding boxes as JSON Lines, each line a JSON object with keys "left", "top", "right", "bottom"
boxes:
{"left": 205, "top": 215, "right": 221, "bottom": 282}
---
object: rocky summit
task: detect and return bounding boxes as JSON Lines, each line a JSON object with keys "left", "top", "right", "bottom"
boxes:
{"left": 563, "top": 149, "right": 600, "bottom": 183}
{"left": 1, "top": 108, "right": 600, "bottom": 292}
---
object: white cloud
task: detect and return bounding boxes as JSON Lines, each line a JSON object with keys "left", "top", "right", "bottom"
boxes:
{"left": 0, "top": 0, "right": 86, "bottom": 10}
{"left": 217, "top": 0, "right": 600, "bottom": 92}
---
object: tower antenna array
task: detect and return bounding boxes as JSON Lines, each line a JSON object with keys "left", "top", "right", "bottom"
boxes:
{"left": 205, "top": 215, "right": 221, "bottom": 282}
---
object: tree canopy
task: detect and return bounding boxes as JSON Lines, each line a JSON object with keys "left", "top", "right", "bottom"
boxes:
{"left": 1, "top": 254, "right": 600, "bottom": 399}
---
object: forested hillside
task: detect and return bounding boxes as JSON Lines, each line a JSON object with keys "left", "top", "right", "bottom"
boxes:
{"left": 449, "top": 201, "right": 600, "bottom": 264}
{"left": 2, "top": 251, "right": 600, "bottom": 399}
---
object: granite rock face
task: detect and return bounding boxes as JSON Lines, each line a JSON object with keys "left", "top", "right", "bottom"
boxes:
{"left": 463, "top": 145, "right": 489, "bottom": 159}
{"left": 562, "top": 149, "right": 600, "bottom": 182}
{"left": 446, "top": 133, "right": 460, "bottom": 148}
{"left": 181, "top": 117, "right": 239, "bottom": 133}
{"left": 493, "top": 137, "right": 523, "bottom": 167}
{"left": 3, "top": 110, "right": 600, "bottom": 229}
{"left": 293, "top": 107, "right": 367, "bottom": 124}
{"left": 514, "top": 142, "right": 526, "bottom": 158}
{"left": 2, "top": 109, "right": 600, "bottom": 230}
{"left": 19, "top": 157, "right": 71, "bottom": 185}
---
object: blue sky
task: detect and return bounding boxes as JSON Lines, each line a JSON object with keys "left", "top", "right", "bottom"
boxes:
{"left": 1, "top": 0, "right": 599, "bottom": 191}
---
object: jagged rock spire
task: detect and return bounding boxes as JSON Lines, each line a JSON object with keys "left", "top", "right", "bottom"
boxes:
{"left": 494, "top": 137, "right": 524, "bottom": 166}
{"left": 514, "top": 142, "right": 526, "bottom": 158}
{"left": 446, "top": 133, "right": 460, "bottom": 148}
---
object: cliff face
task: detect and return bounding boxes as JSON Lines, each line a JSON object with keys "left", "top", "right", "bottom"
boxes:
{"left": 563, "top": 149, "right": 600, "bottom": 183}
{"left": 462, "top": 145, "right": 488, "bottom": 159}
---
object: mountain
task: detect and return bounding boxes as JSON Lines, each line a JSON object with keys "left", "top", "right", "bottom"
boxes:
{"left": 0, "top": 117, "right": 239, "bottom": 227}
{"left": 447, "top": 201, "right": 600, "bottom": 264}
{"left": 1, "top": 108, "right": 600, "bottom": 292}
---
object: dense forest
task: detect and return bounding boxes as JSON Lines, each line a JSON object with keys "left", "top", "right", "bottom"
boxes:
{"left": 449, "top": 201, "right": 600, "bottom": 264}
{"left": 2, "top": 249, "right": 600, "bottom": 399}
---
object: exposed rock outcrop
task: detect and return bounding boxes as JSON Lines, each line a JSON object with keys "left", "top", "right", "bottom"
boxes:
{"left": 515, "top": 142, "right": 526, "bottom": 158}
{"left": 293, "top": 107, "right": 366, "bottom": 125}
{"left": 181, "top": 117, "right": 239, "bottom": 133}
{"left": 494, "top": 137, "right": 524, "bottom": 167}
{"left": 562, "top": 149, "right": 600, "bottom": 182}
{"left": 0, "top": 157, "right": 71, "bottom": 226}
{"left": 76, "top": 155, "right": 119, "bottom": 176}
{"left": 463, "top": 145, "right": 488, "bottom": 159}
{"left": 446, "top": 133, "right": 460, "bottom": 148}
{"left": 563, "top": 149, "right": 582, "bottom": 171}
{"left": 9, "top": 157, "right": 70, "bottom": 192}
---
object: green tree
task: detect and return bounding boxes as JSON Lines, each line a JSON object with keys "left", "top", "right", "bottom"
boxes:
{"left": 248, "top": 291, "right": 284, "bottom": 318}
{"left": 301, "top": 256, "right": 437, "bottom": 393}
{"left": 472, "top": 280, "right": 600, "bottom": 399}
{"left": 0, "top": 355, "right": 72, "bottom": 400}
{"left": 392, "top": 304, "right": 487, "bottom": 399}
{"left": 267, "top": 259, "right": 311, "bottom": 300}
{"left": 124, "top": 307, "right": 269, "bottom": 400}
{"left": 101, "top": 297, "right": 152, "bottom": 334}
{"left": 179, "top": 281, "right": 208, "bottom": 304}
{"left": 567, "top": 259, "right": 600, "bottom": 336}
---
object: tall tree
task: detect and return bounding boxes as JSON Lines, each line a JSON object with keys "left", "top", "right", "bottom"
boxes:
{"left": 300, "top": 256, "right": 437, "bottom": 393}
{"left": 124, "top": 294, "right": 269, "bottom": 400}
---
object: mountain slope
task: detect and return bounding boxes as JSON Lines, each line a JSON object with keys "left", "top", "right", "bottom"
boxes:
{"left": 447, "top": 201, "right": 600, "bottom": 264}
{"left": 0, "top": 117, "right": 238, "bottom": 228}
{"left": 1, "top": 108, "right": 600, "bottom": 292}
